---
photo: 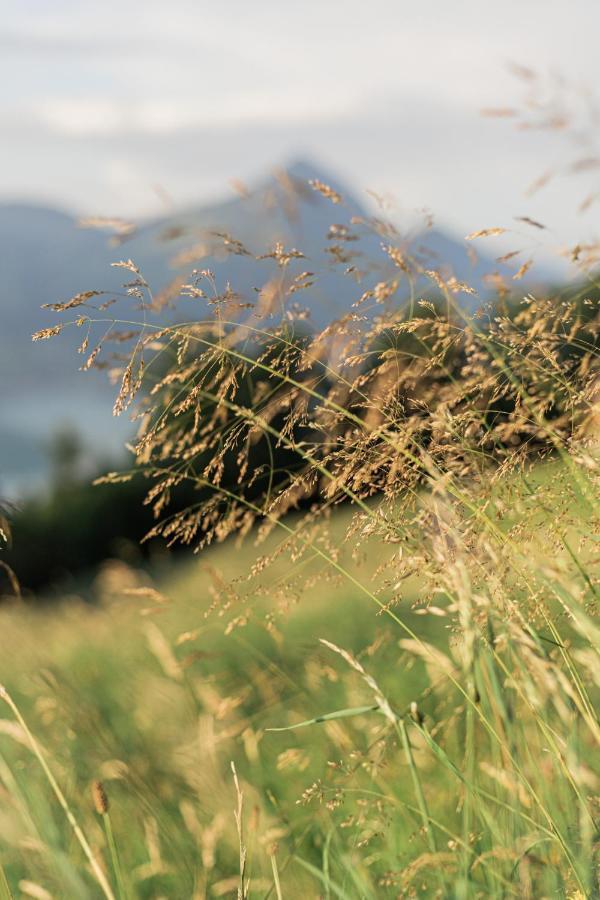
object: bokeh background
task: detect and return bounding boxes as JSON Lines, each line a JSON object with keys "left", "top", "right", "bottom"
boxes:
{"left": 1, "top": 0, "right": 599, "bottom": 585}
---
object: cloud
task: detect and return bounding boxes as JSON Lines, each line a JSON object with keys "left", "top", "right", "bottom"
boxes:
{"left": 0, "top": 29, "right": 166, "bottom": 56}
{"left": 27, "top": 92, "right": 356, "bottom": 137}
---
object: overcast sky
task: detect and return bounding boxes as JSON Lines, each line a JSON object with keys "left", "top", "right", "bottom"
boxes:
{"left": 2, "top": 0, "right": 599, "bottom": 250}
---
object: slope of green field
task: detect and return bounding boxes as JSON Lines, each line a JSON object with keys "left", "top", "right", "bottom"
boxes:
{"left": 0, "top": 460, "right": 598, "bottom": 898}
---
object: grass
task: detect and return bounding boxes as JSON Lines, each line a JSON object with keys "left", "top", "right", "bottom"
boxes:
{"left": 0, "top": 459, "right": 598, "bottom": 897}
{"left": 0, "top": 508, "right": 422, "bottom": 898}
{"left": 7, "top": 158, "right": 600, "bottom": 897}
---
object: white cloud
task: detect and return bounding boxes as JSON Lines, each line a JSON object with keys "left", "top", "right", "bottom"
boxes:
{"left": 31, "top": 91, "right": 356, "bottom": 137}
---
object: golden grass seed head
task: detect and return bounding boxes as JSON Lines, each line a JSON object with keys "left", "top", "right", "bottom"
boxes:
{"left": 91, "top": 779, "right": 109, "bottom": 815}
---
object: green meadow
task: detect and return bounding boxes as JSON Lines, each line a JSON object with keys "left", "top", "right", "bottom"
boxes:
{"left": 1, "top": 457, "right": 598, "bottom": 898}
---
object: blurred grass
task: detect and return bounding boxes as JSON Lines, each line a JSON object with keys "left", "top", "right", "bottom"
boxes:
{"left": 0, "top": 460, "right": 597, "bottom": 898}
{"left": 0, "top": 501, "right": 429, "bottom": 898}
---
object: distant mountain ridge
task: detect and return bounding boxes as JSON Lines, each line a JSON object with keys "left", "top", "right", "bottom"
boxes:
{"left": 0, "top": 159, "right": 524, "bottom": 496}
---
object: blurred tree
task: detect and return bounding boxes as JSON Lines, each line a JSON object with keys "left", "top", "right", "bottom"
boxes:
{"left": 47, "top": 425, "right": 84, "bottom": 489}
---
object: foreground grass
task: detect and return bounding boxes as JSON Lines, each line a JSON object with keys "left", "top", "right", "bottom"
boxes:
{"left": 0, "top": 507, "right": 425, "bottom": 899}
{"left": 0, "top": 460, "right": 598, "bottom": 898}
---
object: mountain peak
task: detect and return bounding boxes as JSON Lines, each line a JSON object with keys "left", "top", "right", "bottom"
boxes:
{"left": 283, "top": 157, "right": 344, "bottom": 188}
{"left": 267, "top": 157, "right": 366, "bottom": 219}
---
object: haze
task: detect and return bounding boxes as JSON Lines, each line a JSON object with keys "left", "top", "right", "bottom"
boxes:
{"left": 2, "top": 0, "right": 600, "bottom": 249}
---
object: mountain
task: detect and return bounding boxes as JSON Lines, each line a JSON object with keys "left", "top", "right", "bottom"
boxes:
{"left": 0, "top": 159, "right": 517, "bottom": 497}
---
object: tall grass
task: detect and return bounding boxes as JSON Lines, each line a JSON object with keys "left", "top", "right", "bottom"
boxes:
{"left": 4, "top": 111, "right": 600, "bottom": 895}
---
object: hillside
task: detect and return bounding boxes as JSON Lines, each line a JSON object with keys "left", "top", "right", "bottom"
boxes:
{"left": 0, "top": 458, "right": 596, "bottom": 897}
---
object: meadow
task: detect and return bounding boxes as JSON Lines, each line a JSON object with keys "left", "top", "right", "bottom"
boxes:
{"left": 1, "top": 172, "right": 599, "bottom": 898}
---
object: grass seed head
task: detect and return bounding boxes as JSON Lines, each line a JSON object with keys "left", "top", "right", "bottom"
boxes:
{"left": 92, "top": 779, "right": 109, "bottom": 815}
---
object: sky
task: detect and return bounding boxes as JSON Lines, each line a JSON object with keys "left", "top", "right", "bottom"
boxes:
{"left": 2, "top": 0, "right": 599, "bottom": 249}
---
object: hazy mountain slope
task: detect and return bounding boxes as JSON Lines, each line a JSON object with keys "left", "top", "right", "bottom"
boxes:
{"left": 121, "top": 159, "right": 494, "bottom": 325}
{"left": 0, "top": 161, "right": 503, "bottom": 496}
{"left": 0, "top": 205, "right": 132, "bottom": 496}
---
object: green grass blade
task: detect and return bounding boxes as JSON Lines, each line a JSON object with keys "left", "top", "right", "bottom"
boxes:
{"left": 265, "top": 705, "right": 378, "bottom": 732}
